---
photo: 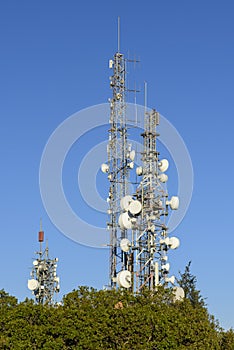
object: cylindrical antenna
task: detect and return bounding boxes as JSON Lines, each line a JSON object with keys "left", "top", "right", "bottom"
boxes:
{"left": 118, "top": 16, "right": 120, "bottom": 52}
{"left": 38, "top": 218, "right": 44, "bottom": 257}
{"left": 38, "top": 218, "right": 44, "bottom": 243}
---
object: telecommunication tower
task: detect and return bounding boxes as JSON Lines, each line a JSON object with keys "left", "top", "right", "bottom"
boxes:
{"left": 101, "top": 23, "right": 182, "bottom": 296}
{"left": 27, "top": 223, "right": 60, "bottom": 304}
{"left": 133, "top": 109, "right": 180, "bottom": 291}
{"left": 102, "top": 48, "right": 134, "bottom": 288}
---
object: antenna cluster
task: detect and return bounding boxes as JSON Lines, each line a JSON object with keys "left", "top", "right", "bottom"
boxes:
{"left": 26, "top": 21, "right": 183, "bottom": 301}
{"left": 27, "top": 224, "right": 60, "bottom": 305}
{"left": 105, "top": 49, "right": 131, "bottom": 289}
{"left": 101, "top": 30, "right": 182, "bottom": 295}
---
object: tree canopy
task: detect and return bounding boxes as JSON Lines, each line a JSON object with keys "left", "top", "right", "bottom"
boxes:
{"left": 0, "top": 282, "right": 233, "bottom": 349}
{"left": 0, "top": 264, "right": 232, "bottom": 349}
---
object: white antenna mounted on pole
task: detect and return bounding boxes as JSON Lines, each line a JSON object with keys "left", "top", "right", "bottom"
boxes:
{"left": 118, "top": 16, "right": 121, "bottom": 52}
{"left": 144, "top": 81, "right": 148, "bottom": 114}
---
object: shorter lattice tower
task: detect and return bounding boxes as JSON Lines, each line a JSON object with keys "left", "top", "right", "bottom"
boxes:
{"left": 133, "top": 109, "right": 181, "bottom": 291}
{"left": 113, "top": 108, "right": 181, "bottom": 293}
{"left": 27, "top": 223, "right": 60, "bottom": 304}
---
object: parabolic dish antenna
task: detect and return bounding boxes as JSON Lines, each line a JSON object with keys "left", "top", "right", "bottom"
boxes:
{"left": 136, "top": 166, "right": 143, "bottom": 176}
{"left": 158, "top": 174, "right": 168, "bottom": 183}
{"left": 121, "top": 212, "right": 132, "bottom": 229}
{"left": 128, "top": 200, "right": 142, "bottom": 215}
{"left": 159, "top": 159, "right": 169, "bottom": 172}
{"left": 101, "top": 163, "right": 109, "bottom": 173}
{"left": 120, "top": 238, "right": 131, "bottom": 252}
{"left": 117, "top": 270, "right": 131, "bottom": 289}
{"left": 169, "top": 237, "right": 180, "bottom": 249}
{"left": 118, "top": 214, "right": 125, "bottom": 230}
{"left": 173, "top": 286, "right": 185, "bottom": 301}
{"left": 120, "top": 195, "right": 133, "bottom": 211}
{"left": 28, "top": 279, "right": 39, "bottom": 291}
{"left": 166, "top": 196, "right": 179, "bottom": 210}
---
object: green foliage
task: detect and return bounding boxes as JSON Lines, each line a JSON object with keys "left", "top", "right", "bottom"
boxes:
{"left": 177, "top": 261, "right": 205, "bottom": 307}
{"left": 0, "top": 289, "right": 17, "bottom": 308}
{"left": 219, "top": 328, "right": 234, "bottom": 350}
{"left": 0, "top": 286, "right": 233, "bottom": 349}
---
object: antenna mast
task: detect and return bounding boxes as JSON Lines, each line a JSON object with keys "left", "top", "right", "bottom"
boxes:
{"left": 101, "top": 18, "right": 134, "bottom": 289}
{"left": 117, "top": 16, "right": 120, "bottom": 52}
{"left": 134, "top": 109, "right": 176, "bottom": 291}
{"left": 27, "top": 224, "right": 60, "bottom": 304}
{"left": 102, "top": 21, "right": 181, "bottom": 293}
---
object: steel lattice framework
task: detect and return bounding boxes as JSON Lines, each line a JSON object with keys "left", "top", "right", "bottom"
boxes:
{"left": 134, "top": 109, "right": 170, "bottom": 291}
{"left": 102, "top": 46, "right": 181, "bottom": 293}
{"left": 27, "top": 228, "right": 60, "bottom": 305}
{"left": 106, "top": 51, "right": 132, "bottom": 288}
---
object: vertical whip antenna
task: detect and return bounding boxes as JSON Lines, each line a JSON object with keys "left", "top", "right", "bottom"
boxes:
{"left": 144, "top": 81, "right": 147, "bottom": 114}
{"left": 118, "top": 16, "right": 120, "bottom": 52}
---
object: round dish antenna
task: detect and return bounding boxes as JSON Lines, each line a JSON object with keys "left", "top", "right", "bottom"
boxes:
{"left": 173, "top": 286, "right": 185, "bottom": 301}
{"left": 169, "top": 237, "right": 180, "bottom": 249}
{"left": 128, "top": 200, "right": 142, "bottom": 215}
{"left": 159, "top": 159, "right": 169, "bottom": 172}
{"left": 117, "top": 270, "right": 131, "bottom": 289}
{"left": 120, "top": 238, "right": 131, "bottom": 252}
{"left": 166, "top": 196, "right": 179, "bottom": 210}
{"left": 28, "top": 279, "right": 39, "bottom": 291}
{"left": 101, "top": 163, "right": 109, "bottom": 173}
{"left": 136, "top": 166, "right": 143, "bottom": 176}
{"left": 121, "top": 212, "right": 132, "bottom": 229}
{"left": 120, "top": 195, "right": 133, "bottom": 211}
{"left": 158, "top": 174, "right": 168, "bottom": 183}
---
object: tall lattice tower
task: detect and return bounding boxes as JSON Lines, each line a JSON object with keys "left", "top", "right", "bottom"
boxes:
{"left": 101, "top": 45, "right": 135, "bottom": 289}
{"left": 27, "top": 224, "right": 60, "bottom": 304}
{"left": 102, "top": 23, "right": 182, "bottom": 295}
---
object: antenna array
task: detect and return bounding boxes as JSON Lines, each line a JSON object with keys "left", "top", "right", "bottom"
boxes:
{"left": 27, "top": 226, "right": 60, "bottom": 304}
{"left": 105, "top": 50, "right": 133, "bottom": 288}
{"left": 102, "top": 28, "right": 181, "bottom": 293}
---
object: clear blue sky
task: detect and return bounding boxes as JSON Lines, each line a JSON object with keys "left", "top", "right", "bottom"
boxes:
{"left": 0, "top": 0, "right": 233, "bottom": 330}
